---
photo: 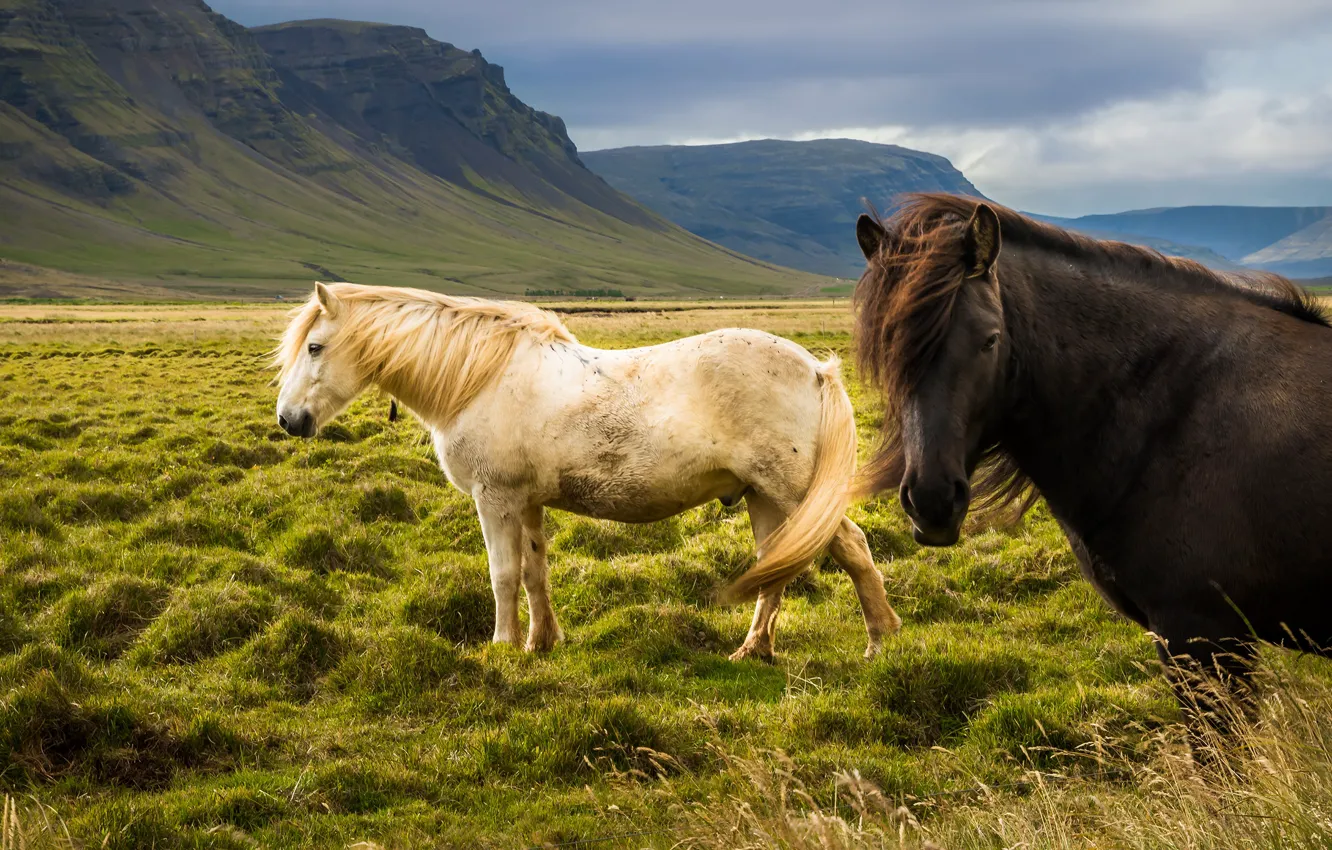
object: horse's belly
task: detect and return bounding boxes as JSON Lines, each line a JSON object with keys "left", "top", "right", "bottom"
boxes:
{"left": 547, "top": 467, "right": 746, "bottom": 523}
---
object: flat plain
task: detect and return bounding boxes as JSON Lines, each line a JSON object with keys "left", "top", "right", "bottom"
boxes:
{"left": 3, "top": 299, "right": 1331, "bottom": 849}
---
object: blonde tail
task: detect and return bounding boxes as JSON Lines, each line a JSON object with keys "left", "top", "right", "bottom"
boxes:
{"left": 720, "top": 355, "right": 857, "bottom": 604}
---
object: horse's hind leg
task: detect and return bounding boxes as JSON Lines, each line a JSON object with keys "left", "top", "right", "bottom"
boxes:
{"left": 828, "top": 518, "right": 901, "bottom": 658}
{"left": 730, "top": 494, "right": 793, "bottom": 662}
{"left": 521, "top": 505, "right": 563, "bottom": 652}
{"left": 731, "top": 585, "right": 785, "bottom": 663}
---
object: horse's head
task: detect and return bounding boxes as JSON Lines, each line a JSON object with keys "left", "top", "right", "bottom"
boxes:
{"left": 855, "top": 200, "right": 1007, "bottom": 546}
{"left": 275, "top": 283, "right": 369, "bottom": 438}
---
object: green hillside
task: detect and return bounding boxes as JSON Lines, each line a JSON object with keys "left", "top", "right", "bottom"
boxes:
{"left": 1243, "top": 214, "right": 1332, "bottom": 277}
{"left": 582, "top": 139, "right": 984, "bottom": 277}
{"left": 0, "top": 1, "right": 818, "bottom": 299}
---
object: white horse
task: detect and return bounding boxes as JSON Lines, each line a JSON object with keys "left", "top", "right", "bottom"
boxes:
{"left": 275, "top": 283, "right": 900, "bottom": 659}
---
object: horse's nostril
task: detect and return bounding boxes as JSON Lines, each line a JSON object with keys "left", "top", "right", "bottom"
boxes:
{"left": 953, "top": 479, "right": 970, "bottom": 508}
{"left": 278, "top": 414, "right": 289, "bottom": 431}
{"left": 899, "top": 483, "right": 914, "bottom": 515}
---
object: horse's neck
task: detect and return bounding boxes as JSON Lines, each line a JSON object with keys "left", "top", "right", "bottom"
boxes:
{"left": 397, "top": 335, "right": 580, "bottom": 433}
{"left": 364, "top": 316, "right": 538, "bottom": 432}
{"left": 997, "top": 258, "right": 1208, "bottom": 532}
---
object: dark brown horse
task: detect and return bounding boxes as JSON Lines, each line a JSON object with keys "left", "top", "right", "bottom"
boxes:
{"left": 851, "top": 193, "right": 1332, "bottom": 711}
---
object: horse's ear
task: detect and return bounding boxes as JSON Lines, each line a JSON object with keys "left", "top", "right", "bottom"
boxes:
{"left": 963, "top": 204, "right": 1002, "bottom": 278}
{"left": 315, "top": 282, "right": 341, "bottom": 318}
{"left": 856, "top": 214, "right": 887, "bottom": 262}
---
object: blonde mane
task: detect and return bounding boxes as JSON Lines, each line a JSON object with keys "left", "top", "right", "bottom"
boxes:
{"left": 276, "top": 283, "right": 577, "bottom": 424}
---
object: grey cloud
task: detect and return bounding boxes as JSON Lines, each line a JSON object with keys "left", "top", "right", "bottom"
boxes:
{"left": 218, "top": 0, "right": 1332, "bottom": 48}
{"left": 213, "top": 0, "right": 1332, "bottom": 134}
{"left": 212, "top": 0, "right": 1332, "bottom": 213}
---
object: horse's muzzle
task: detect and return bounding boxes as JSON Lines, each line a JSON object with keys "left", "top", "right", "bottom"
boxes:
{"left": 278, "top": 411, "right": 316, "bottom": 439}
{"left": 900, "top": 474, "right": 968, "bottom": 547}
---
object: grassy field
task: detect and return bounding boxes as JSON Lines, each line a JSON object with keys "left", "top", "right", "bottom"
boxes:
{"left": 3, "top": 300, "right": 1332, "bottom": 849}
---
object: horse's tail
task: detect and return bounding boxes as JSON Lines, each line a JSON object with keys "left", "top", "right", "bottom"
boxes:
{"left": 720, "top": 355, "right": 856, "bottom": 604}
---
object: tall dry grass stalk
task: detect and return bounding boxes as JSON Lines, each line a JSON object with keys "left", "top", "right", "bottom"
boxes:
{"left": 664, "top": 653, "right": 1332, "bottom": 849}
{"left": 0, "top": 796, "right": 74, "bottom": 850}
{"left": 2, "top": 797, "right": 25, "bottom": 850}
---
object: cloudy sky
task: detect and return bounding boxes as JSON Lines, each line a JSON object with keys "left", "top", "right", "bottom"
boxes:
{"left": 216, "top": 0, "right": 1332, "bottom": 216}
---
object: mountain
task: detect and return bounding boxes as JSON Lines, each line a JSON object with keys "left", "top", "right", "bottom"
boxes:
{"left": 1042, "top": 206, "right": 1332, "bottom": 278}
{"left": 0, "top": 2, "right": 817, "bottom": 298}
{"left": 1025, "top": 214, "right": 1245, "bottom": 270}
{"left": 249, "top": 20, "right": 652, "bottom": 227}
{"left": 582, "top": 139, "right": 984, "bottom": 278}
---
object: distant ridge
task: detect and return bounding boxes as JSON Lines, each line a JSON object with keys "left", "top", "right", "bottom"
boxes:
{"left": 1040, "top": 206, "right": 1332, "bottom": 278}
{"left": 584, "top": 138, "right": 1332, "bottom": 280}
{"left": 583, "top": 139, "right": 984, "bottom": 277}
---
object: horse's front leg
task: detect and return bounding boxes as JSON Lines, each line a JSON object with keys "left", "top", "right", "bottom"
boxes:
{"left": 476, "top": 497, "right": 524, "bottom": 646}
{"left": 521, "top": 505, "right": 563, "bottom": 652}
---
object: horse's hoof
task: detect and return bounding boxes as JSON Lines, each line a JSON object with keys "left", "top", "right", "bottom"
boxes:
{"left": 729, "top": 645, "right": 775, "bottom": 664}
{"left": 525, "top": 628, "right": 563, "bottom": 654}
{"left": 864, "top": 642, "right": 883, "bottom": 660}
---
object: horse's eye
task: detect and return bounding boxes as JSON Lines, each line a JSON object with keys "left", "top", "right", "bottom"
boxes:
{"left": 308, "top": 343, "right": 324, "bottom": 356}
{"left": 981, "top": 333, "right": 1000, "bottom": 352}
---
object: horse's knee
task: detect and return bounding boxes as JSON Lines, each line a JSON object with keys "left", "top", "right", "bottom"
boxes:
{"left": 829, "top": 521, "right": 873, "bottom": 570}
{"left": 837, "top": 518, "right": 868, "bottom": 549}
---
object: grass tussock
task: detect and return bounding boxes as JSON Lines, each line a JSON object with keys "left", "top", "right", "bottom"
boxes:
{"left": 47, "top": 576, "right": 167, "bottom": 659}
{"left": 398, "top": 566, "right": 493, "bottom": 644}
{"left": 276, "top": 527, "right": 391, "bottom": 578}
{"left": 355, "top": 485, "right": 416, "bottom": 524}
{"left": 864, "top": 640, "right": 1032, "bottom": 747}
{"left": 131, "top": 581, "right": 276, "bottom": 664}
{"left": 0, "top": 668, "right": 243, "bottom": 788}
{"left": 329, "top": 626, "right": 480, "bottom": 714}
{"left": 239, "top": 611, "right": 347, "bottom": 698}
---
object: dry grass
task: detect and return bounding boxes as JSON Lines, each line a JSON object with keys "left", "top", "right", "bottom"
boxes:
{"left": 661, "top": 651, "right": 1332, "bottom": 850}
{"left": 0, "top": 299, "right": 853, "bottom": 348}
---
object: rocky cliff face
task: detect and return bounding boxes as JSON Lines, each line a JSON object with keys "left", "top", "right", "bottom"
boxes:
{"left": 255, "top": 21, "right": 574, "bottom": 162}
{"left": 0, "top": 0, "right": 159, "bottom": 195}
{"left": 250, "top": 19, "right": 654, "bottom": 225}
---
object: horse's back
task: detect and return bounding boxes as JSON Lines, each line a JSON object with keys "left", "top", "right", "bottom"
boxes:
{"left": 628, "top": 328, "right": 829, "bottom": 445}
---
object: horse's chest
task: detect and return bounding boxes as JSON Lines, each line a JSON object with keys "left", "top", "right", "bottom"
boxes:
{"left": 430, "top": 429, "right": 492, "bottom": 493}
{"left": 1060, "top": 523, "right": 1149, "bottom": 628}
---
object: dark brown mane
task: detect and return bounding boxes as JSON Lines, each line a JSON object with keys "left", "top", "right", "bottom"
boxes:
{"left": 853, "top": 192, "right": 1329, "bottom": 516}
